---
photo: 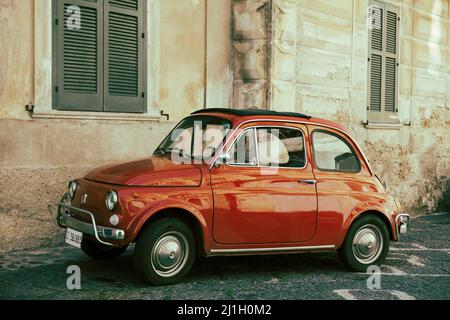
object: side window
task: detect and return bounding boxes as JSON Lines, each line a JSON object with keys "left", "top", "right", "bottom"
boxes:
{"left": 228, "top": 129, "right": 257, "bottom": 166}
{"left": 256, "top": 127, "right": 305, "bottom": 168}
{"left": 313, "top": 131, "right": 361, "bottom": 173}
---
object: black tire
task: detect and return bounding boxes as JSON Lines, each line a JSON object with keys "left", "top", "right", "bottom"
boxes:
{"left": 134, "top": 218, "right": 196, "bottom": 286}
{"left": 81, "top": 238, "right": 128, "bottom": 260}
{"left": 339, "top": 214, "right": 390, "bottom": 272}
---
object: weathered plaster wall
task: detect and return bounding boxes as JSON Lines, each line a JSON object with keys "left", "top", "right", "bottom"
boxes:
{"left": 160, "top": 0, "right": 206, "bottom": 120}
{"left": 160, "top": 0, "right": 234, "bottom": 117}
{"left": 0, "top": 0, "right": 34, "bottom": 121}
{"left": 293, "top": 0, "right": 450, "bottom": 214}
{"left": 0, "top": 0, "right": 233, "bottom": 252}
{"left": 206, "top": 0, "right": 233, "bottom": 108}
{"left": 232, "top": 0, "right": 272, "bottom": 109}
{"left": 233, "top": 0, "right": 450, "bottom": 214}
{"left": 0, "top": 0, "right": 448, "bottom": 252}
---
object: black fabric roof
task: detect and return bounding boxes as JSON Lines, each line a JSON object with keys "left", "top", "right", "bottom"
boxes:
{"left": 191, "top": 108, "right": 311, "bottom": 119}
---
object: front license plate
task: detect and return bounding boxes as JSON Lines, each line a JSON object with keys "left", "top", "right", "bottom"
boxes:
{"left": 65, "top": 228, "right": 83, "bottom": 248}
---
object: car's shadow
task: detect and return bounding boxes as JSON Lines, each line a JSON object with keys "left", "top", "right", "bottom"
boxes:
{"left": 69, "top": 247, "right": 348, "bottom": 287}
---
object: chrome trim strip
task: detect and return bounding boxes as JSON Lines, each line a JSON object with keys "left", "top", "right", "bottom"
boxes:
{"left": 254, "top": 127, "right": 260, "bottom": 166}
{"left": 395, "top": 213, "right": 410, "bottom": 225}
{"left": 210, "top": 245, "right": 335, "bottom": 255}
{"left": 210, "top": 118, "right": 373, "bottom": 175}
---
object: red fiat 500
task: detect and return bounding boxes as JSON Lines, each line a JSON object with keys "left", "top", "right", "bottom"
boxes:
{"left": 57, "top": 108, "right": 410, "bottom": 285}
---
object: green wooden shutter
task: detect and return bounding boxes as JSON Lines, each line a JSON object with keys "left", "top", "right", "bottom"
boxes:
{"left": 104, "top": 0, "right": 145, "bottom": 113}
{"left": 55, "top": 0, "right": 103, "bottom": 111}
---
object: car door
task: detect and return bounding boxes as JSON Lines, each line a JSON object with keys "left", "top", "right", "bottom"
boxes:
{"left": 210, "top": 122, "right": 318, "bottom": 245}
{"left": 309, "top": 126, "right": 375, "bottom": 243}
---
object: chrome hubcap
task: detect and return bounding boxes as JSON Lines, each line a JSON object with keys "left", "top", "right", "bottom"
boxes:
{"left": 151, "top": 232, "right": 189, "bottom": 278}
{"left": 352, "top": 224, "right": 383, "bottom": 264}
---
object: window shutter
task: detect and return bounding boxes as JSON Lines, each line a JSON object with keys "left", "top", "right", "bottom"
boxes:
{"left": 104, "top": 0, "right": 145, "bottom": 113}
{"left": 384, "top": 6, "right": 399, "bottom": 114}
{"left": 368, "top": 3, "right": 383, "bottom": 115}
{"left": 367, "top": 1, "right": 399, "bottom": 123}
{"left": 55, "top": 0, "right": 103, "bottom": 111}
{"left": 369, "top": 54, "right": 382, "bottom": 112}
{"left": 370, "top": 5, "right": 383, "bottom": 52}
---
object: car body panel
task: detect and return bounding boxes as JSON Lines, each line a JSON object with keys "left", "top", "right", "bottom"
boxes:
{"left": 85, "top": 157, "right": 202, "bottom": 187}
{"left": 210, "top": 122, "right": 318, "bottom": 244}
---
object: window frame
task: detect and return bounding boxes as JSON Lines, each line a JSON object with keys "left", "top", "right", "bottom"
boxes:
{"left": 32, "top": 0, "right": 160, "bottom": 120}
{"left": 225, "top": 125, "right": 308, "bottom": 170}
{"left": 367, "top": 0, "right": 401, "bottom": 124}
{"left": 311, "top": 129, "right": 362, "bottom": 174}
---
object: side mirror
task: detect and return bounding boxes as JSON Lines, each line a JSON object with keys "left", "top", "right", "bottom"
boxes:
{"left": 214, "top": 153, "right": 232, "bottom": 167}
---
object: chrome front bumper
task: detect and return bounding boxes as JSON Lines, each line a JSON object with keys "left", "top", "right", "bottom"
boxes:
{"left": 56, "top": 196, "right": 125, "bottom": 247}
{"left": 396, "top": 214, "right": 410, "bottom": 236}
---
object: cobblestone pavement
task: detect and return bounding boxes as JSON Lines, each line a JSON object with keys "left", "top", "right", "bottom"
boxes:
{"left": 1, "top": 213, "right": 449, "bottom": 300}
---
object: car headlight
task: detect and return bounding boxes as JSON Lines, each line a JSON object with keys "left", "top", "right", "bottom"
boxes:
{"left": 68, "top": 181, "right": 78, "bottom": 199}
{"left": 105, "top": 190, "right": 118, "bottom": 211}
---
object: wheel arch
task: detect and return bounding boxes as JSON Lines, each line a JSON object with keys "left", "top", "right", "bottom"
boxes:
{"left": 346, "top": 210, "right": 396, "bottom": 243}
{"left": 133, "top": 207, "right": 207, "bottom": 256}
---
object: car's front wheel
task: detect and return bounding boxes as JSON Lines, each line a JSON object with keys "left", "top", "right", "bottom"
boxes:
{"left": 134, "top": 218, "right": 196, "bottom": 286}
{"left": 339, "top": 214, "right": 390, "bottom": 272}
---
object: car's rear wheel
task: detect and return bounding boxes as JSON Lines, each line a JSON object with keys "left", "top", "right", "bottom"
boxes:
{"left": 339, "top": 214, "right": 390, "bottom": 272}
{"left": 134, "top": 218, "right": 196, "bottom": 286}
{"left": 81, "top": 238, "right": 128, "bottom": 260}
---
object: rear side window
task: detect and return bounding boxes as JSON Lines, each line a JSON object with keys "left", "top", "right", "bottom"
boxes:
{"left": 312, "top": 131, "right": 361, "bottom": 173}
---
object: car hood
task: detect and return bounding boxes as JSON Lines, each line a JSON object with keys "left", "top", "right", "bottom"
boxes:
{"left": 84, "top": 157, "right": 203, "bottom": 187}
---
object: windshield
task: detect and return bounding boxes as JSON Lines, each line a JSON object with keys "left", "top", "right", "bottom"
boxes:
{"left": 155, "top": 115, "right": 232, "bottom": 163}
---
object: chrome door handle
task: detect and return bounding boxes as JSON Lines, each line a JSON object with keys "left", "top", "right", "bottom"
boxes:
{"left": 298, "top": 179, "right": 316, "bottom": 185}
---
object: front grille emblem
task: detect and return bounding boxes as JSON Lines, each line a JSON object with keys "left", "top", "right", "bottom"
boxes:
{"left": 81, "top": 194, "right": 88, "bottom": 205}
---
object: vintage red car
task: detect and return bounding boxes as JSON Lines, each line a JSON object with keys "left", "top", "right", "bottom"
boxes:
{"left": 56, "top": 108, "right": 410, "bottom": 285}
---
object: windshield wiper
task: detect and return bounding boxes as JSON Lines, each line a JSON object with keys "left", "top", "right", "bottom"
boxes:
{"left": 165, "top": 148, "right": 194, "bottom": 160}
{"left": 154, "top": 147, "right": 166, "bottom": 155}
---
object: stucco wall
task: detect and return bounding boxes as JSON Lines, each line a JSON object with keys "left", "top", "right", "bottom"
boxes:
{"left": 291, "top": 0, "right": 450, "bottom": 214}
{"left": 160, "top": 0, "right": 206, "bottom": 120}
{"left": 0, "top": 0, "right": 34, "bottom": 120}
{"left": 232, "top": 0, "right": 449, "bottom": 213}
{"left": 0, "top": 0, "right": 448, "bottom": 252}
{"left": 0, "top": 0, "right": 232, "bottom": 252}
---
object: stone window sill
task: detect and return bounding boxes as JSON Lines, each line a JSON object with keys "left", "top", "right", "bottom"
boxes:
{"left": 361, "top": 121, "right": 407, "bottom": 130}
{"left": 30, "top": 110, "right": 162, "bottom": 122}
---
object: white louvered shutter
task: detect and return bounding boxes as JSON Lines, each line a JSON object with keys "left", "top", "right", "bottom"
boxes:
{"left": 384, "top": 7, "right": 399, "bottom": 114}
{"left": 369, "top": 4, "right": 383, "bottom": 113}
{"left": 368, "top": 1, "right": 400, "bottom": 123}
